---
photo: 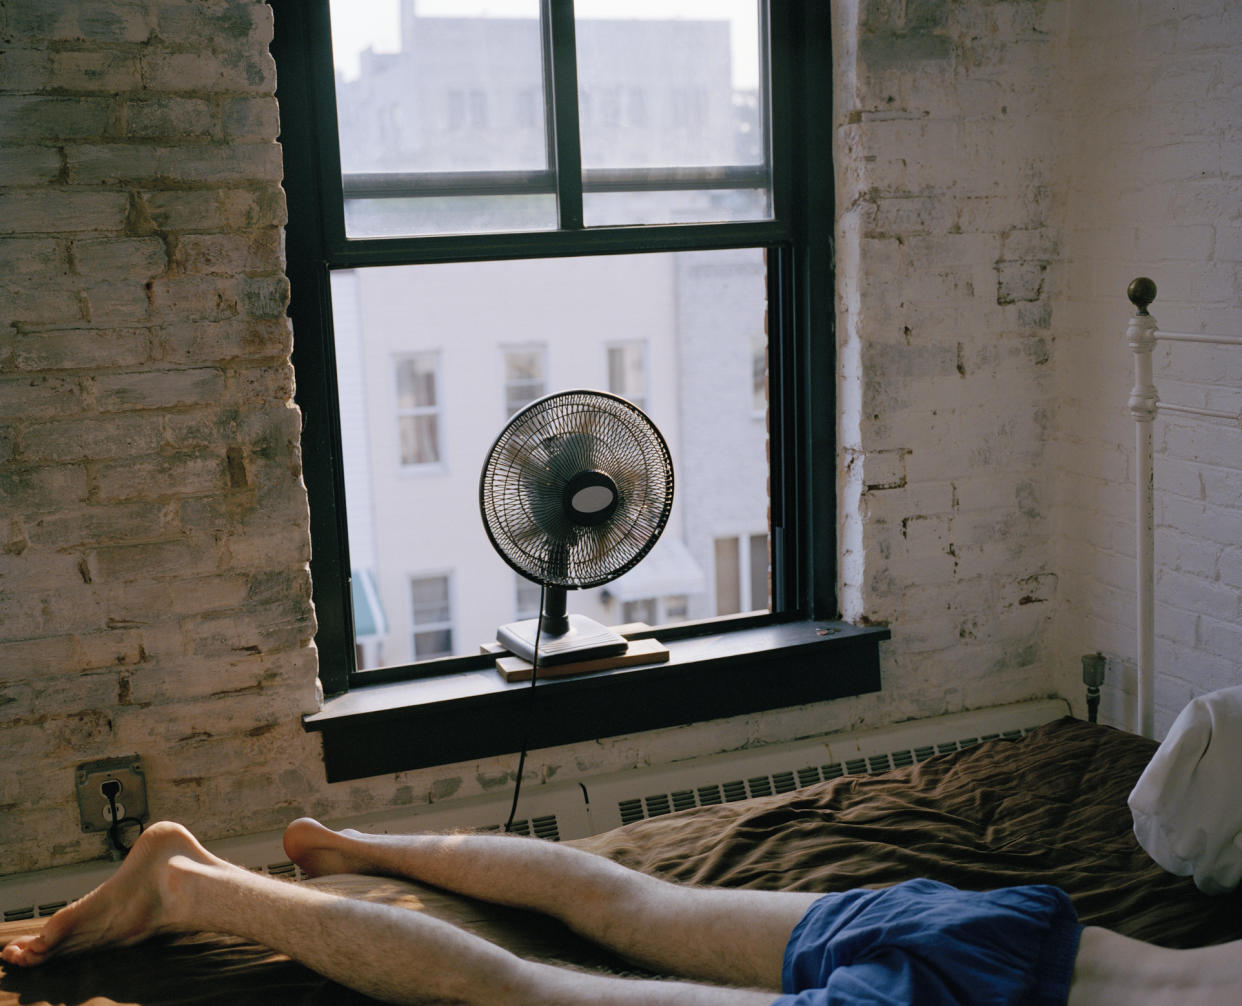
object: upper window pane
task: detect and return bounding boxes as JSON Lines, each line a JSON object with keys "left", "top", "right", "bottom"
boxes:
{"left": 329, "top": 0, "right": 555, "bottom": 237}
{"left": 574, "top": 0, "right": 770, "bottom": 226}
{"left": 325, "top": 1, "right": 771, "bottom": 238}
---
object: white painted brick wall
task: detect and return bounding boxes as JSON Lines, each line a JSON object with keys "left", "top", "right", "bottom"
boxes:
{"left": 1050, "top": 0, "right": 1242, "bottom": 736}
{"left": 835, "top": 0, "right": 1063, "bottom": 722}
{"left": 0, "top": 0, "right": 322, "bottom": 871}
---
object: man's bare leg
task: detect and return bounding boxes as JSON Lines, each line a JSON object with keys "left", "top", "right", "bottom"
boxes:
{"left": 282, "top": 817, "right": 820, "bottom": 990}
{"left": 1068, "top": 927, "right": 1242, "bottom": 1006}
{"left": 1, "top": 822, "right": 776, "bottom": 1006}
{"left": 284, "top": 819, "right": 1242, "bottom": 1005}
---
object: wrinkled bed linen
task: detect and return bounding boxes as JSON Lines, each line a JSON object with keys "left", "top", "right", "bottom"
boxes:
{"left": 3, "top": 717, "right": 1240, "bottom": 1006}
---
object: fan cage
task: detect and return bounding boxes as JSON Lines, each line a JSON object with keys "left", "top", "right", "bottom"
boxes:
{"left": 480, "top": 390, "right": 674, "bottom": 589}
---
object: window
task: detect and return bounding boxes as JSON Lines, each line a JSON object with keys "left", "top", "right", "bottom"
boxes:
{"left": 395, "top": 353, "right": 441, "bottom": 466}
{"left": 751, "top": 329, "right": 767, "bottom": 415}
{"left": 503, "top": 347, "right": 547, "bottom": 417}
{"left": 410, "top": 574, "right": 454, "bottom": 660}
{"left": 272, "top": 1, "right": 838, "bottom": 698}
{"left": 606, "top": 341, "right": 647, "bottom": 412}
{"left": 714, "top": 533, "right": 768, "bottom": 616}
{"left": 621, "top": 596, "right": 688, "bottom": 626}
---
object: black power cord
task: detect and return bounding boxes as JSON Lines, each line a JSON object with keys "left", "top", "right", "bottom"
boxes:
{"left": 102, "top": 779, "right": 145, "bottom": 857}
{"left": 504, "top": 584, "right": 545, "bottom": 834}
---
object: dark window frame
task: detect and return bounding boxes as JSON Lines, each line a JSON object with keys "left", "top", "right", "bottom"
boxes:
{"left": 271, "top": 0, "right": 886, "bottom": 779}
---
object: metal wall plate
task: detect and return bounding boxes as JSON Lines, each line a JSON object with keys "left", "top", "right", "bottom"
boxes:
{"left": 75, "top": 756, "right": 147, "bottom": 833}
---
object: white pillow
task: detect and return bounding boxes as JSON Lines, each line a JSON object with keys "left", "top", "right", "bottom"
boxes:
{"left": 1128, "top": 684, "right": 1242, "bottom": 894}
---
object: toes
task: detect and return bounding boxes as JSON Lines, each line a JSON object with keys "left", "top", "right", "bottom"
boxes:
{"left": 1, "top": 934, "right": 48, "bottom": 968}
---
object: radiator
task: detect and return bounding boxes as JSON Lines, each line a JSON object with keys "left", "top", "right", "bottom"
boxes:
{"left": 0, "top": 698, "right": 1068, "bottom": 923}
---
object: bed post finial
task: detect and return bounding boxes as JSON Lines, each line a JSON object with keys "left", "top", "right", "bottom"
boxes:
{"left": 1128, "top": 277, "right": 1157, "bottom": 316}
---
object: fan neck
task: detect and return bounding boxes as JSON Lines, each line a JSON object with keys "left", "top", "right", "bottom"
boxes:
{"left": 542, "top": 585, "right": 569, "bottom": 636}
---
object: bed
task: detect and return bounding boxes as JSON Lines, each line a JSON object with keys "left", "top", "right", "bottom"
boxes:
{"left": 3, "top": 716, "right": 1241, "bottom": 1006}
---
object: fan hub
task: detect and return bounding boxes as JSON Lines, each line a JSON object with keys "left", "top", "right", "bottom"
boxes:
{"left": 564, "top": 470, "right": 619, "bottom": 527}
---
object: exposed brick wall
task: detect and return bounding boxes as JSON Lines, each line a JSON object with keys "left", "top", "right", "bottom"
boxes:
{"left": 835, "top": 0, "right": 1063, "bottom": 722}
{"left": 0, "top": 0, "right": 321, "bottom": 870}
{"left": 1050, "top": 1, "right": 1242, "bottom": 735}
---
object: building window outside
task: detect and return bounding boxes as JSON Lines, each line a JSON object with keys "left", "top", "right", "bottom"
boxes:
{"left": 714, "top": 533, "right": 768, "bottom": 616}
{"left": 503, "top": 347, "right": 546, "bottom": 416}
{"left": 395, "top": 353, "right": 441, "bottom": 467}
{"left": 515, "top": 574, "right": 542, "bottom": 620}
{"left": 751, "top": 329, "right": 766, "bottom": 416}
{"left": 516, "top": 87, "right": 537, "bottom": 129}
{"left": 446, "top": 88, "right": 465, "bottom": 131}
{"left": 606, "top": 341, "right": 647, "bottom": 412}
{"left": 410, "top": 574, "right": 454, "bottom": 660}
{"left": 469, "top": 89, "right": 488, "bottom": 128}
{"left": 621, "top": 595, "right": 688, "bottom": 626}
{"left": 622, "top": 598, "right": 657, "bottom": 625}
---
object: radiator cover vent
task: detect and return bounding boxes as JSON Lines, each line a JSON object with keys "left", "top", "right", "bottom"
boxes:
{"left": 615, "top": 727, "right": 1029, "bottom": 826}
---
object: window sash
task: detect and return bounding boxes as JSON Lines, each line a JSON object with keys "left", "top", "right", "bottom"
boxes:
{"left": 342, "top": 165, "right": 772, "bottom": 201}
{"left": 314, "top": 0, "right": 780, "bottom": 256}
{"left": 330, "top": 3, "right": 773, "bottom": 231}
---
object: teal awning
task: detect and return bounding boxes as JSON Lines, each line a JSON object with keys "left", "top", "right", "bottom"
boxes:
{"left": 350, "top": 568, "right": 388, "bottom": 639}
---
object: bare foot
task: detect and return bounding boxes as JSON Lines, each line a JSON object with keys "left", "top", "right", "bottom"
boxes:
{"left": 282, "top": 817, "right": 376, "bottom": 877}
{"left": 1, "top": 821, "right": 217, "bottom": 968}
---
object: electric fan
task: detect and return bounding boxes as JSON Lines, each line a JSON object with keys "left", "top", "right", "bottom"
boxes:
{"left": 480, "top": 389, "right": 674, "bottom": 666}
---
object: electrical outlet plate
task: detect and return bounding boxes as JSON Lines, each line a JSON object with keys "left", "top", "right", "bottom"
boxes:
{"left": 76, "top": 756, "right": 148, "bottom": 833}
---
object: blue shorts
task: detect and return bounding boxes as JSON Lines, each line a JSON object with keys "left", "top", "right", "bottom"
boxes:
{"left": 772, "top": 879, "right": 1082, "bottom": 1006}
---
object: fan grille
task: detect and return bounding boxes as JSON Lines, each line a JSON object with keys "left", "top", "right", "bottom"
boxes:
{"left": 480, "top": 391, "right": 674, "bottom": 589}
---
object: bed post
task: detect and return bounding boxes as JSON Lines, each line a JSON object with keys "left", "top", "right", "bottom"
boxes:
{"left": 1127, "top": 277, "right": 1158, "bottom": 739}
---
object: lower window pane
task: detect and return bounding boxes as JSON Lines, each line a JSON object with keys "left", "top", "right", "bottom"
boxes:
{"left": 332, "top": 250, "right": 770, "bottom": 669}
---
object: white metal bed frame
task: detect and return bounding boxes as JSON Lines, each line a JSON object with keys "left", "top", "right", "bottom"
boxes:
{"left": 1126, "top": 277, "right": 1242, "bottom": 737}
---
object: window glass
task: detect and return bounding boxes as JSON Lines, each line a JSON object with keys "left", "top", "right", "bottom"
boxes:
{"left": 329, "top": 0, "right": 555, "bottom": 238}
{"left": 574, "top": 0, "right": 769, "bottom": 226}
{"left": 326, "top": 0, "right": 768, "bottom": 237}
{"left": 332, "top": 249, "right": 769, "bottom": 668}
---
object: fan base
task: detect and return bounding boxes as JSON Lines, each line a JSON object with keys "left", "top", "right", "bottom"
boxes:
{"left": 497, "top": 613, "right": 628, "bottom": 666}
